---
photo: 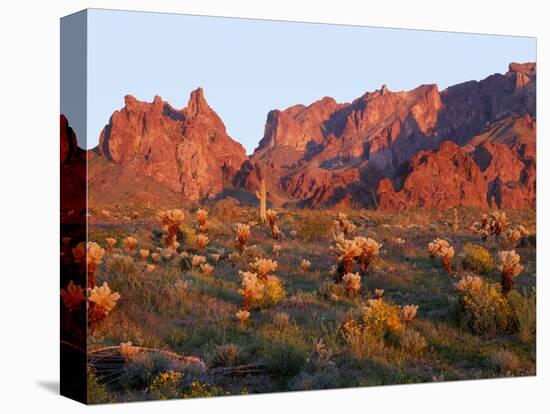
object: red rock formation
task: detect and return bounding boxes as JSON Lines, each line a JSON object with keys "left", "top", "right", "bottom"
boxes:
{"left": 378, "top": 115, "right": 536, "bottom": 211}
{"left": 88, "top": 62, "right": 536, "bottom": 210}
{"left": 60, "top": 115, "right": 86, "bottom": 219}
{"left": 237, "top": 62, "right": 536, "bottom": 209}
{"left": 377, "top": 141, "right": 488, "bottom": 210}
{"left": 60, "top": 114, "right": 79, "bottom": 164}
{"left": 94, "top": 88, "right": 247, "bottom": 200}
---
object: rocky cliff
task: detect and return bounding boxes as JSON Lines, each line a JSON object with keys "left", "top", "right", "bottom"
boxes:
{"left": 93, "top": 88, "right": 247, "bottom": 201}
{"left": 236, "top": 62, "right": 536, "bottom": 210}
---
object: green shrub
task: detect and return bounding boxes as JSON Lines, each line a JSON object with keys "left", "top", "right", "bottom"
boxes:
{"left": 212, "top": 197, "right": 241, "bottom": 222}
{"left": 119, "top": 353, "right": 184, "bottom": 390}
{"left": 339, "top": 298, "right": 403, "bottom": 358}
{"left": 248, "top": 275, "right": 286, "bottom": 310}
{"left": 291, "top": 365, "right": 341, "bottom": 391}
{"left": 319, "top": 281, "right": 346, "bottom": 301}
{"left": 297, "top": 213, "right": 334, "bottom": 241}
{"left": 208, "top": 343, "right": 242, "bottom": 368}
{"left": 148, "top": 371, "right": 184, "bottom": 400}
{"left": 183, "top": 381, "right": 227, "bottom": 398}
{"left": 490, "top": 350, "right": 520, "bottom": 375}
{"left": 461, "top": 243, "right": 494, "bottom": 275}
{"left": 264, "top": 342, "right": 307, "bottom": 378}
{"left": 508, "top": 288, "right": 536, "bottom": 344}
{"left": 454, "top": 276, "right": 513, "bottom": 335}
{"left": 340, "top": 321, "right": 384, "bottom": 359}
{"left": 400, "top": 329, "right": 428, "bottom": 354}
{"left": 87, "top": 369, "right": 111, "bottom": 404}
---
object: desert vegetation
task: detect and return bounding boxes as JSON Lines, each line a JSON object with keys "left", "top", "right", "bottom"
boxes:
{"left": 74, "top": 204, "right": 535, "bottom": 402}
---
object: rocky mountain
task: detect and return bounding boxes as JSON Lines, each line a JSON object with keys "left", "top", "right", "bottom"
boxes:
{"left": 91, "top": 88, "right": 247, "bottom": 202}
{"left": 60, "top": 115, "right": 86, "bottom": 219}
{"left": 82, "top": 62, "right": 535, "bottom": 211}
{"left": 236, "top": 62, "right": 536, "bottom": 210}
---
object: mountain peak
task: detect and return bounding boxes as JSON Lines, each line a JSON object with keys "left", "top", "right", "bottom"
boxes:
{"left": 187, "top": 87, "right": 208, "bottom": 117}
{"left": 508, "top": 62, "right": 536, "bottom": 77}
{"left": 124, "top": 94, "right": 139, "bottom": 107}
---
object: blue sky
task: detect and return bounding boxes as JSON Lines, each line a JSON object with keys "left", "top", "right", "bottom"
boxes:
{"left": 86, "top": 9, "right": 536, "bottom": 153}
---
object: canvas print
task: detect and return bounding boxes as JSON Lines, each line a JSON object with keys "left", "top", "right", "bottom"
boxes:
{"left": 60, "top": 9, "right": 536, "bottom": 404}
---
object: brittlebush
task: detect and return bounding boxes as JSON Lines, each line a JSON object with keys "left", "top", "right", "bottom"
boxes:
{"left": 454, "top": 275, "right": 512, "bottom": 335}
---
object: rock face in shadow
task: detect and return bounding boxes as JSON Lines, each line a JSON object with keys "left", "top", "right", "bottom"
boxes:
{"left": 236, "top": 62, "right": 536, "bottom": 209}
{"left": 60, "top": 114, "right": 80, "bottom": 164}
{"left": 94, "top": 88, "right": 247, "bottom": 200}
{"left": 377, "top": 113, "right": 536, "bottom": 211}
{"left": 60, "top": 115, "right": 86, "bottom": 220}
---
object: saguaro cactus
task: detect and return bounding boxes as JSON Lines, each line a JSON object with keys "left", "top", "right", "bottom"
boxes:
{"left": 255, "top": 163, "right": 267, "bottom": 223}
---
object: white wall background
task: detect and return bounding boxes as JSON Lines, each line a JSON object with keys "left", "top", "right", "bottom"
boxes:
{"left": 0, "top": 0, "right": 547, "bottom": 412}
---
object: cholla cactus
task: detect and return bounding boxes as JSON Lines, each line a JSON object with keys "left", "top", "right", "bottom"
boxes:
{"left": 504, "top": 225, "right": 530, "bottom": 247}
{"left": 497, "top": 250, "right": 523, "bottom": 295}
{"left": 139, "top": 249, "right": 150, "bottom": 262}
{"left": 454, "top": 274, "right": 483, "bottom": 294}
{"left": 249, "top": 258, "right": 278, "bottom": 280}
{"left": 517, "top": 225, "right": 529, "bottom": 238}
{"left": 158, "top": 209, "right": 185, "bottom": 248}
{"left": 88, "top": 282, "right": 121, "bottom": 329}
{"left": 239, "top": 271, "right": 261, "bottom": 310}
{"left": 266, "top": 209, "right": 281, "bottom": 239}
{"left": 61, "top": 281, "right": 86, "bottom": 311}
{"left": 308, "top": 339, "right": 335, "bottom": 370}
{"left": 151, "top": 252, "right": 160, "bottom": 263}
{"left": 122, "top": 236, "right": 138, "bottom": 254}
{"left": 196, "top": 234, "right": 209, "bottom": 252}
{"left": 491, "top": 212, "right": 509, "bottom": 237}
{"left": 88, "top": 282, "right": 120, "bottom": 313}
{"left": 72, "top": 242, "right": 86, "bottom": 264}
{"left": 273, "top": 244, "right": 281, "bottom": 257}
{"left": 505, "top": 228, "right": 521, "bottom": 244}
{"left": 191, "top": 255, "right": 206, "bottom": 268}
{"left": 289, "top": 230, "right": 298, "bottom": 238}
{"left": 266, "top": 209, "right": 277, "bottom": 227}
{"left": 236, "top": 309, "right": 250, "bottom": 325}
{"left": 354, "top": 236, "right": 381, "bottom": 272}
{"left": 334, "top": 213, "right": 356, "bottom": 237}
{"left": 86, "top": 242, "right": 106, "bottom": 288}
{"left": 235, "top": 223, "right": 251, "bottom": 252}
{"left": 333, "top": 233, "right": 362, "bottom": 279}
{"left": 196, "top": 208, "right": 209, "bottom": 234}
{"left": 393, "top": 237, "right": 406, "bottom": 245}
{"left": 471, "top": 211, "right": 509, "bottom": 241}
{"left": 145, "top": 264, "right": 156, "bottom": 272}
{"left": 428, "top": 238, "right": 455, "bottom": 274}
{"left": 200, "top": 263, "right": 214, "bottom": 276}
{"left": 373, "top": 288, "right": 384, "bottom": 298}
{"left": 401, "top": 304, "right": 419, "bottom": 324}
{"left": 160, "top": 248, "right": 175, "bottom": 261}
{"left": 120, "top": 341, "right": 140, "bottom": 360}
{"left": 301, "top": 259, "right": 311, "bottom": 272}
{"left": 342, "top": 272, "right": 361, "bottom": 296}
{"left": 106, "top": 237, "right": 117, "bottom": 253}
